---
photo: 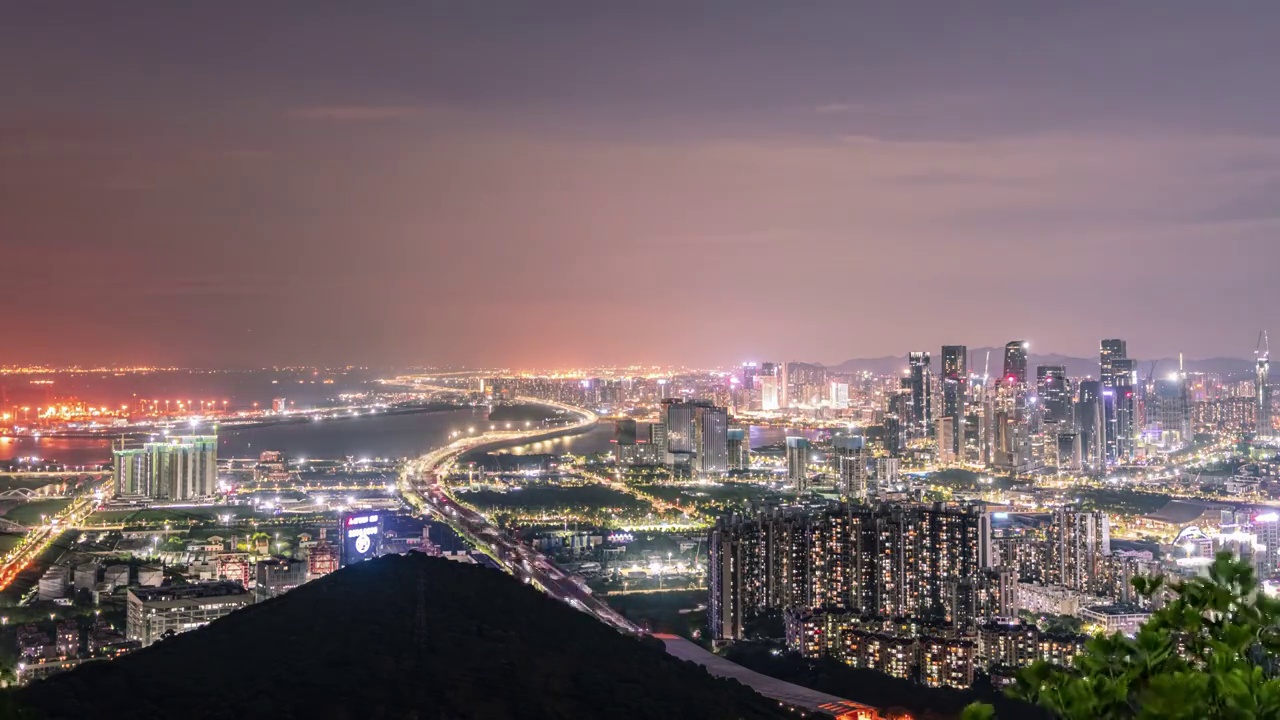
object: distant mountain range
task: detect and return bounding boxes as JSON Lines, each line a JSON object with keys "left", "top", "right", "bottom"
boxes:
{"left": 829, "top": 349, "right": 1256, "bottom": 380}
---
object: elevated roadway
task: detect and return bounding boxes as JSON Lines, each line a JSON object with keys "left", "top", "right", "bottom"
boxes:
{"left": 398, "top": 398, "right": 639, "bottom": 633}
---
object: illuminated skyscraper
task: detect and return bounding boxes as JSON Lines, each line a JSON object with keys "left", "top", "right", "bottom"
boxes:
{"left": 694, "top": 404, "right": 729, "bottom": 474}
{"left": 908, "top": 351, "right": 933, "bottom": 439}
{"left": 941, "top": 345, "right": 968, "bottom": 456}
{"left": 787, "top": 437, "right": 812, "bottom": 493}
{"left": 832, "top": 434, "right": 869, "bottom": 501}
{"left": 1258, "top": 356, "right": 1272, "bottom": 437}
{"left": 1076, "top": 381, "right": 1105, "bottom": 470}
{"left": 1003, "top": 342, "right": 1028, "bottom": 387}
{"left": 1036, "top": 366, "right": 1071, "bottom": 424}
{"left": 1100, "top": 339, "right": 1129, "bottom": 463}
{"left": 1100, "top": 339, "right": 1128, "bottom": 389}
{"left": 1112, "top": 359, "right": 1138, "bottom": 462}
{"left": 663, "top": 399, "right": 697, "bottom": 456}
{"left": 1151, "top": 373, "right": 1191, "bottom": 446}
{"left": 783, "top": 362, "right": 826, "bottom": 408}
{"left": 759, "top": 374, "right": 781, "bottom": 411}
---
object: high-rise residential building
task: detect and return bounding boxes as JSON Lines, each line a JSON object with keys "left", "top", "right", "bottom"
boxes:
{"left": 694, "top": 404, "right": 729, "bottom": 474}
{"left": 758, "top": 374, "right": 781, "bottom": 411}
{"left": 936, "top": 416, "right": 957, "bottom": 464}
{"left": 908, "top": 351, "right": 933, "bottom": 439}
{"left": 832, "top": 435, "right": 869, "bottom": 501}
{"left": 940, "top": 346, "right": 967, "bottom": 456}
{"left": 113, "top": 448, "right": 147, "bottom": 496}
{"left": 1003, "top": 342, "right": 1029, "bottom": 387}
{"left": 709, "top": 502, "right": 992, "bottom": 641}
{"left": 648, "top": 422, "right": 668, "bottom": 462}
{"left": 875, "top": 457, "right": 901, "bottom": 490}
{"left": 114, "top": 435, "right": 218, "bottom": 501}
{"left": 1046, "top": 507, "right": 1111, "bottom": 593}
{"left": 786, "top": 437, "right": 811, "bottom": 494}
{"left": 1036, "top": 366, "right": 1071, "bottom": 425}
{"left": 783, "top": 362, "right": 827, "bottom": 408}
{"left": 726, "top": 427, "right": 749, "bottom": 470}
{"left": 829, "top": 382, "right": 850, "bottom": 408}
{"left": 1253, "top": 512, "right": 1280, "bottom": 578}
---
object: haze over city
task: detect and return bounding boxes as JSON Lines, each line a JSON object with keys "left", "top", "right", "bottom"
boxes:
{"left": 9, "top": 4, "right": 1280, "bottom": 719}
{"left": 5, "top": 2, "right": 1280, "bottom": 368}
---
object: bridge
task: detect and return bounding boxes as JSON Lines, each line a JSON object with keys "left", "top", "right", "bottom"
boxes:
{"left": 0, "top": 471, "right": 108, "bottom": 479}
{"left": 0, "top": 518, "right": 27, "bottom": 534}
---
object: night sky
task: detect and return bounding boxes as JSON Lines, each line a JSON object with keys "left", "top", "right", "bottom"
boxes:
{"left": 5, "top": 2, "right": 1279, "bottom": 368}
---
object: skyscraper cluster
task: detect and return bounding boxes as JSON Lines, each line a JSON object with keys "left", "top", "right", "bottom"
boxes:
{"left": 614, "top": 398, "right": 739, "bottom": 476}
{"left": 881, "top": 337, "right": 1204, "bottom": 474}
{"left": 114, "top": 435, "right": 218, "bottom": 501}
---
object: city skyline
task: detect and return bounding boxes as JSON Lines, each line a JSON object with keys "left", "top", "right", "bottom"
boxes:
{"left": 5, "top": 3, "right": 1280, "bottom": 368}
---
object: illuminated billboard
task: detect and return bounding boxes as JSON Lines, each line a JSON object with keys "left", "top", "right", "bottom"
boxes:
{"left": 341, "top": 512, "right": 383, "bottom": 567}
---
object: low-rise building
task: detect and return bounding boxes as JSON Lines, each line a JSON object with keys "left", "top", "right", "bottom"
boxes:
{"left": 37, "top": 566, "right": 70, "bottom": 601}
{"left": 978, "top": 621, "right": 1087, "bottom": 671}
{"left": 1080, "top": 604, "right": 1151, "bottom": 636}
{"left": 1037, "top": 632, "right": 1088, "bottom": 666}
{"left": 54, "top": 620, "right": 79, "bottom": 658}
{"left": 254, "top": 556, "right": 307, "bottom": 602}
{"left": 16, "top": 657, "right": 94, "bottom": 684}
{"left": 918, "top": 637, "right": 976, "bottom": 689}
{"left": 137, "top": 566, "right": 164, "bottom": 587}
{"left": 16, "top": 626, "right": 52, "bottom": 661}
{"left": 73, "top": 563, "right": 101, "bottom": 592}
{"left": 307, "top": 541, "right": 339, "bottom": 579}
{"left": 1016, "top": 582, "right": 1105, "bottom": 617}
{"left": 217, "top": 553, "right": 252, "bottom": 588}
{"left": 126, "top": 581, "right": 250, "bottom": 647}
{"left": 103, "top": 564, "right": 131, "bottom": 588}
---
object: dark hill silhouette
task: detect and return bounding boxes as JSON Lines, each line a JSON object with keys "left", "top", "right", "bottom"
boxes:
{"left": 10, "top": 555, "right": 788, "bottom": 720}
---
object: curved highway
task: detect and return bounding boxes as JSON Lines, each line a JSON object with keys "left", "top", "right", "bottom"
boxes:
{"left": 398, "top": 398, "right": 640, "bottom": 634}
